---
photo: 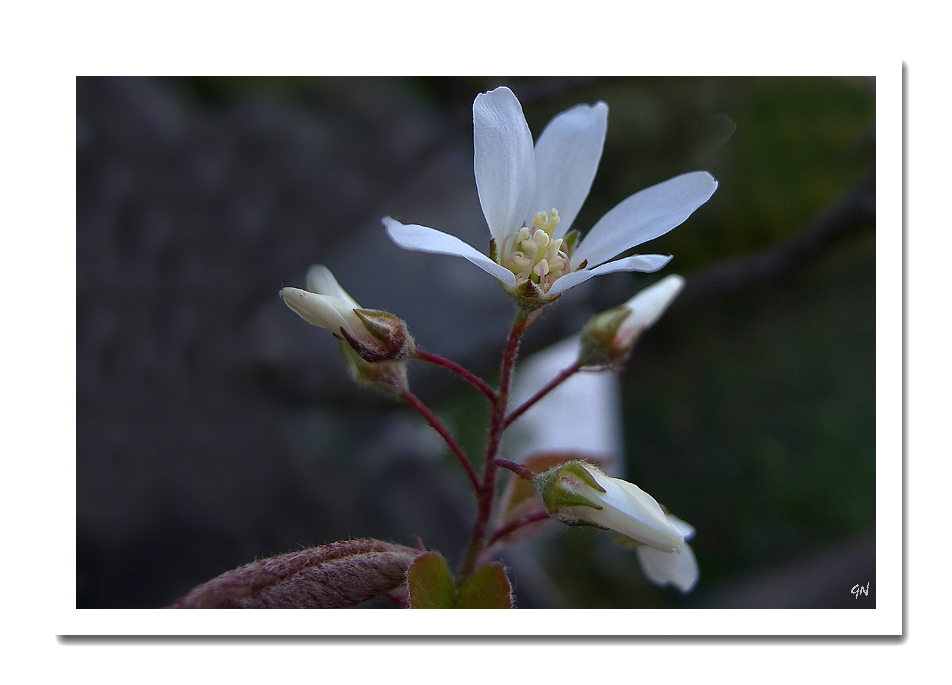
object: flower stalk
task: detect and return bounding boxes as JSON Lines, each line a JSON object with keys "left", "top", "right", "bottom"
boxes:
{"left": 414, "top": 349, "right": 498, "bottom": 402}
{"left": 504, "top": 359, "right": 583, "bottom": 429}
{"left": 458, "top": 308, "right": 532, "bottom": 580}
{"left": 400, "top": 389, "right": 480, "bottom": 493}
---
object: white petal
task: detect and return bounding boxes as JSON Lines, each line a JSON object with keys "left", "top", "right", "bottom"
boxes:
{"left": 474, "top": 86, "right": 536, "bottom": 244}
{"left": 585, "top": 469, "right": 685, "bottom": 552}
{"left": 280, "top": 287, "right": 361, "bottom": 335}
{"left": 636, "top": 542, "right": 699, "bottom": 593}
{"left": 508, "top": 336, "right": 624, "bottom": 473}
{"left": 616, "top": 274, "right": 685, "bottom": 342}
{"left": 382, "top": 216, "right": 516, "bottom": 286}
{"left": 573, "top": 171, "right": 718, "bottom": 268}
{"left": 305, "top": 265, "right": 360, "bottom": 308}
{"left": 546, "top": 254, "right": 673, "bottom": 296}
{"left": 529, "top": 102, "right": 608, "bottom": 236}
{"left": 664, "top": 513, "right": 696, "bottom": 541}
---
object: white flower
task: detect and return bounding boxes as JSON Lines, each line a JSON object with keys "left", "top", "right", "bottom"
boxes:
{"left": 280, "top": 265, "right": 414, "bottom": 362}
{"left": 613, "top": 274, "right": 685, "bottom": 349}
{"left": 280, "top": 265, "right": 365, "bottom": 339}
{"left": 520, "top": 335, "right": 699, "bottom": 592}
{"left": 635, "top": 513, "right": 699, "bottom": 593}
{"left": 383, "top": 86, "right": 717, "bottom": 303}
{"left": 579, "top": 274, "right": 685, "bottom": 366}
{"left": 538, "top": 461, "right": 685, "bottom": 552}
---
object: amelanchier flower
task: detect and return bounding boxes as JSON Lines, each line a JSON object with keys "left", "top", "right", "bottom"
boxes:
{"left": 578, "top": 274, "right": 685, "bottom": 366}
{"left": 635, "top": 513, "right": 698, "bottom": 593}
{"left": 280, "top": 265, "right": 414, "bottom": 362}
{"left": 280, "top": 265, "right": 412, "bottom": 394}
{"left": 534, "top": 460, "right": 699, "bottom": 592}
{"left": 383, "top": 86, "right": 717, "bottom": 305}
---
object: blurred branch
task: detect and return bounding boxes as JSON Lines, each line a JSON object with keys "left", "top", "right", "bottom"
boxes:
{"left": 681, "top": 170, "right": 876, "bottom": 302}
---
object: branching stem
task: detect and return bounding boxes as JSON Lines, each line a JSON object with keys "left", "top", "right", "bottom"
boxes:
{"left": 457, "top": 309, "right": 531, "bottom": 580}
{"left": 503, "top": 360, "right": 583, "bottom": 429}
{"left": 400, "top": 389, "right": 480, "bottom": 493}
{"left": 485, "top": 510, "right": 551, "bottom": 549}
{"left": 492, "top": 458, "right": 536, "bottom": 482}
{"left": 415, "top": 349, "right": 497, "bottom": 402}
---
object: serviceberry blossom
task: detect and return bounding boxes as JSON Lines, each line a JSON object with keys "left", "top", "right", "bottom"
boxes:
{"left": 280, "top": 265, "right": 366, "bottom": 340}
{"left": 383, "top": 86, "right": 717, "bottom": 304}
{"left": 535, "top": 460, "right": 699, "bottom": 592}
{"left": 280, "top": 265, "right": 413, "bottom": 363}
{"left": 578, "top": 274, "right": 685, "bottom": 366}
{"left": 516, "top": 329, "right": 699, "bottom": 592}
{"left": 635, "top": 512, "right": 699, "bottom": 593}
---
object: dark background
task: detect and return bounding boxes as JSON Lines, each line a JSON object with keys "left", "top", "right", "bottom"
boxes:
{"left": 76, "top": 76, "right": 875, "bottom": 609}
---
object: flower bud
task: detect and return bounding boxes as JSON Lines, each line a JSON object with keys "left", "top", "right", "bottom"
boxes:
{"left": 578, "top": 274, "right": 684, "bottom": 366}
{"left": 337, "top": 339, "right": 409, "bottom": 396}
{"left": 634, "top": 514, "right": 699, "bottom": 592}
{"left": 532, "top": 460, "right": 685, "bottom": 552}
{"left": 344, "top": 309, "right": 415, "bottom": 362}
{"left": 280, "top": 265, "right": 414, "bottom": 362}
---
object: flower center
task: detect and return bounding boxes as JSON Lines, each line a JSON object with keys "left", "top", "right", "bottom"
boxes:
{"left": 497, "top": 210, "right": 572, "bottom": 292}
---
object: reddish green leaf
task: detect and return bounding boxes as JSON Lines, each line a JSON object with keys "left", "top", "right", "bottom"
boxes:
{"left": 454, "top": 562, "right": 513, "bottom": 609}
{"left": 406, "top": 552, "right": 455, "bottom": 609}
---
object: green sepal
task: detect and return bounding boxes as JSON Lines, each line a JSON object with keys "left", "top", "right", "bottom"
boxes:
{"left": 406, "top": 552, "right": 455, "bottom": 609}
{"left": 338, "top": 339, "right": 409, "bottom": 396}
{"left": 345, "top": 309, "right": 415, "bottom": 362}
{"left": 502, "top": 278, "right": 562, "bottom": 312}
{"left": 353, "top": 308, "right": 401, "bottom": 343}
{"left": 455, "top": 562, "right": 513, "bottom": 609}
{"left": 489, "top": 238, "right": 498, "bottom": 263}
{"left": 578, "top": 306, "right": 630, "bottom": 367}
{"left": 533, "top": 460, "right": 606, "bottom": 517}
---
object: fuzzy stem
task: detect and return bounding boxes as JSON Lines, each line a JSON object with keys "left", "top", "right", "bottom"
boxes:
{"left": 415, "top": 349, "right": 497, "bottom": 402}
{"left": 401, "top": 389, "right": 480, "bottom": 493}
{"left": 485, "top": 510, "right": 552, "bottom": 549}
{"left": 492, "top": 458, "right": 536, "bottom": 481}
{"left": 458, "top": 309, "right": 531, "bottom": 581}
{"left": 503, "top": 360, "right": 583, "bottom": 429}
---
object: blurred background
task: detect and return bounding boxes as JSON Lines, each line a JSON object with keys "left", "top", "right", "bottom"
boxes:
{"left": 76, "top": 76, "right": 875, "bottom": 609}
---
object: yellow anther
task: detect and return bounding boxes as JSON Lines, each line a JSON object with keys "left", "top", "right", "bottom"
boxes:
{"left": 498, "top": 209, "right": 568, "bottom": 293}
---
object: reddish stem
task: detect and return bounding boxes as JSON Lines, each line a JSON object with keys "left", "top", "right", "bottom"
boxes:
{"left": 401, "top": 389, "right": 480, "bottom": 493}
{"left": 492, "top": 458, "right": 536, "bottom": 482}
{"left": 415, "top": 349, "right": 497, "bottom": 402}
{"left": 485, "top": 510, "right": 552, "bottom": 549}
{"left": 458, "top": 309, "right": 531, "bottom": 580}
{"left": 503, "top": 360, "right": 583, "bottom": 430}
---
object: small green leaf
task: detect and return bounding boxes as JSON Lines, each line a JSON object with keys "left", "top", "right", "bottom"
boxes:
{"left": 406, "top": 552, "right": 455, "bottom": 609}
{"left": 454, "top": 563, "right": 513, "bottom": 609}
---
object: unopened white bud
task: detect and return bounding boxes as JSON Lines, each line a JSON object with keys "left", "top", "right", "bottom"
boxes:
{"left": 534, "top": 461, "right": 685, "bottom": 552}
{"left": 281, "top": 265, "right": 414, "bottom": 362}
{"left": 578, "top": 275, "right": 685, "bottom": 366}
